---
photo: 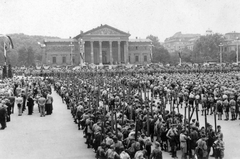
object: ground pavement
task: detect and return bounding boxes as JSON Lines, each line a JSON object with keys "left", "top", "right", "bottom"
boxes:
{"left": 0, "top": 90, "right": 95, "bottom": 159}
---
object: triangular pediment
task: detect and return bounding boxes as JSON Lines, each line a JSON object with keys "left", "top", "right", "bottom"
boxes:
{"left": 87, "top": 27, "right": 122, "bottom": 35}
{"left": 77, "top": 24, "right": 130, "bottom": 38}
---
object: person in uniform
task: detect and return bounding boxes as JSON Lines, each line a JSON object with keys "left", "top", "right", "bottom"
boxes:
{"left": 236, "top": 96, "right": 240, "bottom": 120}
{"left": 38, "top": 95, "right": 46, "bottom": 117}
{"left": 21, "top": 89, "right": 27, "bottom": 112}
{"left": 8, "top": 95, "right": 15, "bottom": 114}
{"left": 0, "top": 102, "right": 7, "bottom": 129}
{"left": 166, "top": 124, "right": 178, "bottom": 158}
{"left": 216, "top": 99, "right": 223, "bottom": 120}
{"left": 150, "top": 142, "right": 162, "bottom": 159}
{"left": 27, "top": 94, "right": 34, "bottom": 115}
{"left": 213, "top": 135, "right": 224, "bottom": 159}
{"left": 45, "top": 93, "right": 53, "bottom": 115}
{"left": 5, "top": 99, "right": 11, "bottom": 122}
{"left": 222, "top": 97, "right": 229, "bottom": 120}
{"left": 229, "top": 98, "right": 236, "bottom": 120}
{"left": 76, "top": 103, "right": 84, "bottom": 130}
{"left": 195, "top": 135, "right": 208, "bottom": 159}
{"left": 15, "top": 95, "right": 23, "bottom": 116}
{"left": 180, "top": 130, "right": 190, "bottom": 159}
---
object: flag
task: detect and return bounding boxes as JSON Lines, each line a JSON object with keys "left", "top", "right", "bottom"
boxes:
{"left": 6, "top": 35, "right": 14, "bottom": 49}
{"left": 1, "top": 35, "right": 14, "bottom": 65}
{"left": 0, "top": 34, "right": 14, "bottom": 49}
{"left": 3, "top": 42, "right": 7, "bottom": 58}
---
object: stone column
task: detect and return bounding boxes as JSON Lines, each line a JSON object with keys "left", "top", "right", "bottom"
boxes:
{"left": 90, "top": 41, "right": 94, "bottom": 64}
{"left": 118, "top": 41, "right": 121, "bottom": 64}
{"left": 125, "top": 41, "right": 129, "bottom": 64}
{"left": 109, "top": 41, "right": 113, "bottom": 64}
{"left": 99, "top": 41, "right": 102, "bottom": 65}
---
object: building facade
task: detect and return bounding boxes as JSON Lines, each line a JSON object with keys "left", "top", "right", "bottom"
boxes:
{"left": 221, "top": 32, "right": 240, "bottom": 52}
{"left": 163, "top": 32, "right": 200, "bottom": 54}
{"left": 41, "top": 24, "right": 152, "bottom": 66}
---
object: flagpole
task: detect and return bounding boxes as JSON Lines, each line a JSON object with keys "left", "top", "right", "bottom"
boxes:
{"left": 4, "top": 42, "right": 7, "bottom": 66}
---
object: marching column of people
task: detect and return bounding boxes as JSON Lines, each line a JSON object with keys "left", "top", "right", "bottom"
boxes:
{"left": 52, "top": 71, "right": 230, "bottom": 159}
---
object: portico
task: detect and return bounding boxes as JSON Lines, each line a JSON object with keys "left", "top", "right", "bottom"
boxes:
{"left": 75, "top": 24, "right": 130, "bottom": 65}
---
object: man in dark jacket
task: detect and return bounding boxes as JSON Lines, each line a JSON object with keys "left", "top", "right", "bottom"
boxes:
{"left": 0, "top": 103, "right": 7, "bottom": 129}
{"left": 27, "top": 94, "right": 34, "bottom": 115}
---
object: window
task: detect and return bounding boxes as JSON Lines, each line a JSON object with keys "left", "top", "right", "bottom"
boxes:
{"left": 136, "top": 46, "right": 138, "bottom": 50}
{"left": 72, "top": 57, "right": 75, "bottom": 64}
{"left": 62, "top": 57, "right": 66, "bottom": 63}
{"left": 129, "top": 56, "right": 131, "bottom": 63}
{"left": 52, "top": 57, "right": 56, "bottom": 64}
{"left": 135, "top": 55, "right": 139, "bottom": 62}
{"left": 144, "top": 55, "right": 147, "bottom": 62}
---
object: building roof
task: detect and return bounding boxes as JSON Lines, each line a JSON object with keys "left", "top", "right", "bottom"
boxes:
{"left": 74, "top": 24, "right": 131, "bottom": 39}
{"left": 225, "top": 32, "right": 240, "bottom": 35}
{"left": 172, "top": 32, "right": 200, "bottom": 38}
{"left": 129, "top": 39, "right": 152, "bottom": 42}
{"left": 164, "top": 32, "right": 200, "bottom": 43}
{"left": 44, "top": 39, "right": 77, "bottom": 43}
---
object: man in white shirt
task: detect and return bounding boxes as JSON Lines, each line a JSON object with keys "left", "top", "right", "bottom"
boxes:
{"left": 15, "top": 95, "right": 23, "bottom": 116}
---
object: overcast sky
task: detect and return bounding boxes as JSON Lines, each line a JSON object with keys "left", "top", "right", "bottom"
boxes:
{"left": 1, "top": 0, "right": 240, "bottom": 42}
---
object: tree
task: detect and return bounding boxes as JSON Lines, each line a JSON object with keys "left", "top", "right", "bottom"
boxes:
{"left": 146, "top": 35, "right": 161, "bottom": 48}
{"left": 152, "top": 47, "right": 170, "bottom": 64}
{"left": 17, "top": 46, "right": 36, "bottom": 66}
{"left": 26, "top": 46, "right": 35, "bottom": 66}
{"left": 3, "top": 33, "right": 60, "bottom": 66}
{"left": 192, "top": 34, "right": 224, "bottom": 63}
{"left": 17, "top": 46, "right": 27, "bottom": 66}
{"left": 147, "top": 35, "right": 171, "bottom": 63}
{"left": 181, "top": 47, "right": 193, "bottom": 63}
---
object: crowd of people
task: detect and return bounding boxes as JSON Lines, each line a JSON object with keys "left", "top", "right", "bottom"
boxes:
{"left": 2, "top": 65, "right": 239, "bottom": 158}
{"left": 47, "top": 68, "right": 234, "bottom": 159}
{"left": 0, "top": 76, "right": 54, "bottom": 130}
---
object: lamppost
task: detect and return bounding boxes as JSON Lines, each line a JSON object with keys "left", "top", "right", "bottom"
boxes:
{"left": 178, "top": 39, "right": 182, "bottom": 66}
{"left": 69, "top": 42, "right": 74, "bottom": 65}
{"left": 149, "top": 42, "right": 153, "bottom": 63}
{"left": 219, "top": 43, "right": 223, "bottom": 64}
{"left": 179, "top": 48, "right": 182, "bottom": 66}
{"left": 236, "top": 37, "right": 239, "bottom": 64}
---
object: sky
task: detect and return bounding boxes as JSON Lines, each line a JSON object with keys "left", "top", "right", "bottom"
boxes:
{"left": 0, "top": 0, "right": 240, "bottom": 42}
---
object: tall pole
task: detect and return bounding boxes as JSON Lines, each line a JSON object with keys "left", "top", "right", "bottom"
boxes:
{"left": 237, "top": 39, "right": 239, "bottom": 64}
{"left": 219, "top": 43, "right": 223, "bottom": 64}
{"left": 69, "top": 42, "right": 74, "bottom": 65}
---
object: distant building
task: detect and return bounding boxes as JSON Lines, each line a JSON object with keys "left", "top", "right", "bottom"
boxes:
{"left": 206, "top": 29, "right": 213, "bottom": 35}
{"left": 128, "top": 38, "right": 152, "bottom": 64}
{"left": 223, "top": 31, "right": 240, "bottom": 52}
{"left": 163, "top": 32, "right": 200, "bottom": 54}
{"left": 41, "top": 24, "right": 152, "bottom": 66}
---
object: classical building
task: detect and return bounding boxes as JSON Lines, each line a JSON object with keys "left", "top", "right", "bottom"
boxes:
{"left": 41, "top": 24, "right": 152, "bottom": 66}
{"left": 163, "top": 32, "right": 200, "bottom": 54}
